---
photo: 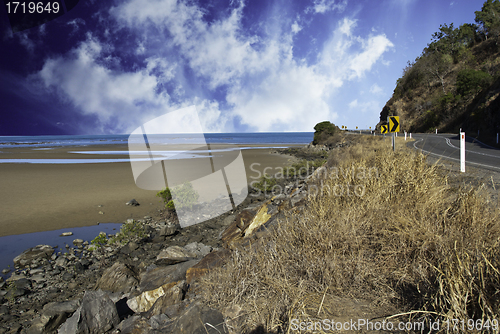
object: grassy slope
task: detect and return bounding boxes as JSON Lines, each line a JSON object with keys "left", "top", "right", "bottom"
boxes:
{"left": 199, "top": 135, "right": 500, "bottom": 334}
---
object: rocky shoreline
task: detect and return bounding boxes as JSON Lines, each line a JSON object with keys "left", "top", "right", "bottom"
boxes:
{"left": 0, "top": 146, "right": 327, "bottom": 334}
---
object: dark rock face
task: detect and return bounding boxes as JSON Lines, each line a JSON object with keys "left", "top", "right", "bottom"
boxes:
{"left": 58, "top": 290, "right": 119, "bottom": 334}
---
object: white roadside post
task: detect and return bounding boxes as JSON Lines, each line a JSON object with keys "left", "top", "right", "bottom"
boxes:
{"left": 497, "top": 133, "right": 499, "bottom": 144}
{"left": 436, "top": 129, "right": 438, "bottom": 134}
{"left": 410, "top": 133, "right": 412, "bottom": 139}
{"left": 460, "top": 132, "right": 466, "bottom": 173}
{"left": 405, "top": 131, "right": 407, "bottom": 141}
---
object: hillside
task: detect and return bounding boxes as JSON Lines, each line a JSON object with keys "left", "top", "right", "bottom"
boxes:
{"left": 378, "top": 0, "right": 500, "bottom": 147}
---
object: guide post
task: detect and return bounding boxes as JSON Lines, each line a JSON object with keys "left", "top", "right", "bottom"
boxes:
{"left": 460, "top": 132, "right": 465, "bottom": 173}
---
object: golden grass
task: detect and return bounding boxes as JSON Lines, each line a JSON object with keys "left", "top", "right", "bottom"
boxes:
{"left": 199, "top": 135, "right": 500, "bottom": 333}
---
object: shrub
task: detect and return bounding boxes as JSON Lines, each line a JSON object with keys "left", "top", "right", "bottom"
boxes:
{"left": 108, "top": 220, "right": 147, "bottom": 245}
{"left": 456, "top": 69, "right": 492, "bottom": 96}
{"left": 312, "top": 121, "right": 339, "bottom": 145}
{"left": 90, "top": 232, "right": 108, "bottom": 248}
{"left": 157, "top": 182, "right": 199, "bottom": 211}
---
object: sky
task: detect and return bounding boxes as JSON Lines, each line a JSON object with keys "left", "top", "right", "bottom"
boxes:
{"left": 0, "top": 0, "right": 486, "bottom": 135}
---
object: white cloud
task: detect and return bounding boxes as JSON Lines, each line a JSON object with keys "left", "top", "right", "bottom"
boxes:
{"left": 35, "top": 34, "right": 225, "bottom": 134}
{"left": 307, "top": 0, "right": 347, "bottom": 14}
{"left": 32, "top": 0, "right": 394, "bottom": 133}
{"left": 369, "top": 83, "right": 383, "bottom": 95}
{"left": 227, "top": 60, "right": 335, "bottom": 132}
{"left": 291, "top": 21, "right": 302, "bottom": 34}
{"left": 348, "top": 99, "right": 380, "bottom": 114}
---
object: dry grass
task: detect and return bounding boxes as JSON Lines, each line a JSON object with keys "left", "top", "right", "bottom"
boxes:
{"left": 199, "top": 135, "right": 500, "bottom": 333}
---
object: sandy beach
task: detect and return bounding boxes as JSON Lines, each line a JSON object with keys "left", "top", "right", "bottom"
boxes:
{"left": 0, "top": 144, "right": 296, "bottom": 237}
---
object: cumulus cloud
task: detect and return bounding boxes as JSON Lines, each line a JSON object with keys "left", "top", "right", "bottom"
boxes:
{"left": 35, "top": 34, "right": 224, "bottom": 133}
{"left": 32, "top": 0, "right": 394, "bottom": 133}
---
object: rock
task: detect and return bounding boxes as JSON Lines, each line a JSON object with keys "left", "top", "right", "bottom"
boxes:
{"left": 127, "top": 280, "right": 185, "bottom": 313}
{"left": 222, "top": 214, "right": 236, "bottom": 226}
{"left": 139, "top": 260, "right": 199, "bottom": 292}
{"left": 156, "top": 246, "right": 198, "bottom": 265}
{"left": 55, "top": 257, "right": 68, "bottom": 267}
{"left": 58, "top": 290, "right": 120, "bottom": 334}
{"left": 60, "top": 232, "right": 73, "bottom": 237}
{"left": 126, "top": 199, "right": 140, "bottom": 206}
{"left": 114, "top": 315, "right": 151, "bottom": 333}
{"left": 168, "top": 302, "right": 228, "bottom": 334}
{"left": 159, "top": 224, "right": 179, "bottom": 237}
{"left": 149, "top": 314, "right": 171, "bottom": 330}
{"left": 94, "top": 262, "right": 139, "bottom": 293}
{"left": 220, "top": 209, "right": 256, "bottom": 249}
{"left": 184, "top": 242, "right": 212, "bottom": 258}
{"left": 13, "top": 278, "right": 31, "bottom": 290}
{"left": 72, "top": 239, "right": 84, "bottom": 247}
{"left": 1, "top": 269, "right": 10, "bottom": 275}
{"left": 30, "top": 274, "right": 46, "bottom": 283}
{"left": 29, "top": 300, "right": 80, "bottom": 333}
{"left": 185, "top": 248, "right": 231, "bottom": 285}
{"left": 13, "top": 245, "right": 54, "bottom": 268}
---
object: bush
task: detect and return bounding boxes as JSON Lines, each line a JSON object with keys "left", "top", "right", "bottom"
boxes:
{"left": 157, "top": 182, "right": 199, "bottom": 211}
{"left": 456, "top": 69, "right": 492, "bottom": 96}
{"left": 251, "top": 174, "right": 278, "bottom": 193}
{"left": 312, "top": 121, "right": 339, "bottom": 145}
{"left": 90, "top": 232, "right": 108, "bottom": 248}
{"left": 109, "top": 220, "right": 147, "bottom": 245}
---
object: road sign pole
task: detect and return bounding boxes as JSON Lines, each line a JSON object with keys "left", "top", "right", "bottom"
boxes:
{"left": 497, "top": 133, "right": 499, "bottom": 144}
{"left": 460, "top": 132, "right": 465, "bottom": 173}
{"left": 392, "top": 133, "right": 395, "bottom": 151}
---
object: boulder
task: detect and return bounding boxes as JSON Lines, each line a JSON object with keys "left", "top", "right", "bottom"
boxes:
{"left": 167, "top": 302, "right": 228, "bottom": 334}
{"left": 28, "top": 300, "right": 80, "bottom": 333}
{"left": 155, "top": 246, "right": 198, "bottom": 265}
{"left": 127, "top": 280, "right": 186, "bottom": 314}
{"left": 58, "top": 290, "right": 120, "bottom": 334}
{"left": 185, "top": 249, "right": 231, "bottom": 285}
{"left": 94, "top": 262, "right": 139, "bottom": 293}
{"left": 139, "top": 260, "right": 199, "bottom": 292}
{"left": 126, "top": 199, "right": 140, "bottom": 206}
{"left": 220, "top": 209, "right": 256, "bottom": 249}
{"left": 13, "top": 245, "right": 54, "bottom": 268}
{"left": 72, "top": 239, "right": 84, "bottom": 247}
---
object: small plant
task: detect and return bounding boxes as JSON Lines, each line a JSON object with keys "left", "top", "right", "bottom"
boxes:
{"left": 252, "top": 174, "right": 278, "bottom": 193}
{"left": 157, "top": 182, "right": 199, "bottom": 211}
{"left": 108, "top": 220, "right": 147, "bottom": 245}
{"left": 90, "top": 232, "right": 108, "bottom": 248}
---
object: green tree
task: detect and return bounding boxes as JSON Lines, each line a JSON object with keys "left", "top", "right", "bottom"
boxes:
{"left": 456, "top": 69, "right": 492, "bottom": 96}
{"left": 312, "top": 121, "right": 339, "bottom": 145}
{"left": 475, "top": 0, "right": 500, "bottom": 40}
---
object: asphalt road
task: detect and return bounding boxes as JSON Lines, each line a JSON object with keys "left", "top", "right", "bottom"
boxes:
{"left": 409, "top": 133, "right": 500, "bottom": 172}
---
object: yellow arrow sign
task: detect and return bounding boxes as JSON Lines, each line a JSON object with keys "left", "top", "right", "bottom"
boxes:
{"left": 381, "top": 125, "right": 388, "bottom": 134}
{"left": 389, "top": 116, "right": 400, "bottom": 133}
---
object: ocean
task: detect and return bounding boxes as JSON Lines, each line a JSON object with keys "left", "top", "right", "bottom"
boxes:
{"left": 0, "top": 132, "right": 313, "bottom": 164}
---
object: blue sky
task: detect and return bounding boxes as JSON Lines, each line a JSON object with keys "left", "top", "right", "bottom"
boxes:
{"left": 0, "top": 0, "right": 485, "bottom": 135}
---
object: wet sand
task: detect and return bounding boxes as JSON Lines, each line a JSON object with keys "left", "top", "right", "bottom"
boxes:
{"left": 0, "top": 144, "right": 297, "bottom": 237}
